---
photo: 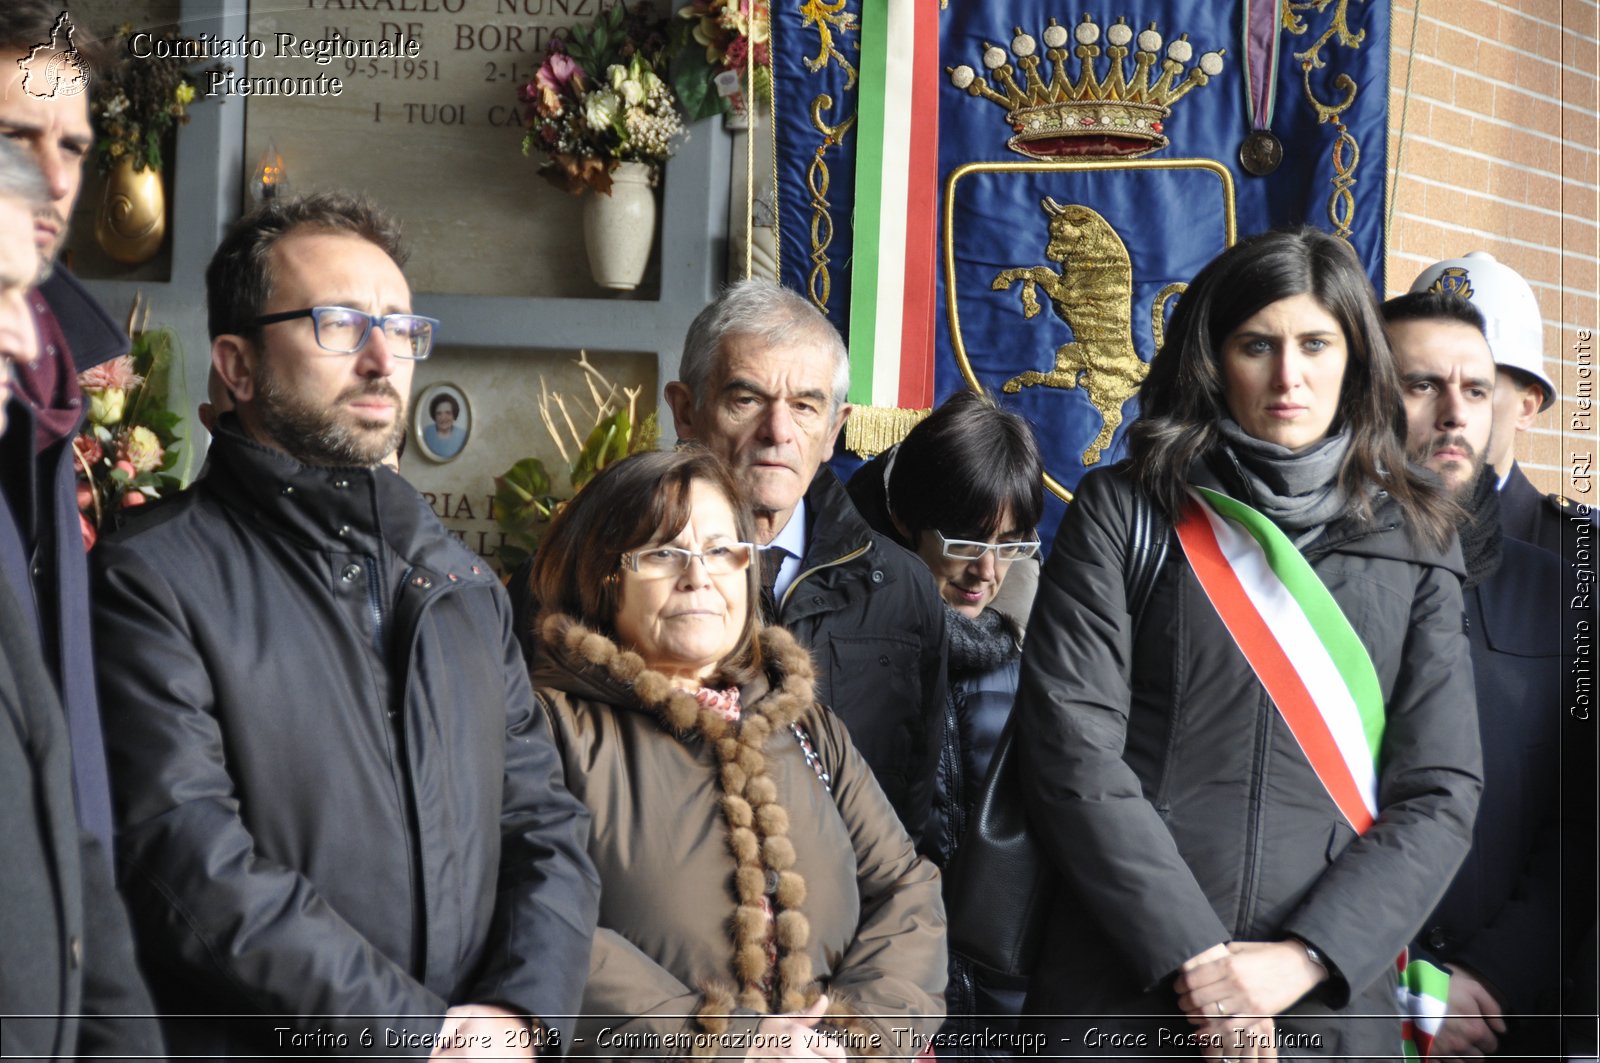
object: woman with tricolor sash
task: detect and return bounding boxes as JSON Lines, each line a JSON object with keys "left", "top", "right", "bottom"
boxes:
{"left": 1015, "top": 228, "right": 1483, "bottom": 1059}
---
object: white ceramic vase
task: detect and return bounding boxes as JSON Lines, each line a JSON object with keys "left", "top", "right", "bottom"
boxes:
{"left": 583, "top": 161, "right": 657, "bottom": 291}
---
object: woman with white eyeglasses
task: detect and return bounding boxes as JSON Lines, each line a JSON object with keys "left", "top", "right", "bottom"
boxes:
{"left": 847, "top": 388, "right": 1044, "bottom": 1056}
{"left": 521, "top": 449, "right": 945, "bottom": 1060}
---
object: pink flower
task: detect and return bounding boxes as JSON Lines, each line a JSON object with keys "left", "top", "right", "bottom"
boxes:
{"left": 74, "top": 431, "right": 104, "bottom": 470}
{"left": 78, "top": 355, "right": 144, "bottom": 391}
{"left": 537, "top": 52, "right": 582, "bottom": 95}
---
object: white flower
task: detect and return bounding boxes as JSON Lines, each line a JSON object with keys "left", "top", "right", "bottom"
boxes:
{"left": 607, "top": 64, "right": 626, "bottom": 91}
{"left": 584, "top": 89, "right": 619, "bottom": 130}
{"left": 620, "top": 78, "right": 645, "bottom": 106}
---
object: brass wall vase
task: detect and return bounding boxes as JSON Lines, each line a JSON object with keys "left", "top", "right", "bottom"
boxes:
{"left": 95, "top": 158, "right": 167, "bottom": 265}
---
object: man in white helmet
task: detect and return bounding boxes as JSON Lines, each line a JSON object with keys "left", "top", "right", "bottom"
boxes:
{"left": 1409, "top": 252, "right": 1595, "bottom": 558}
{"left": 1408, "top": 254, "right": 1597, "bottom": 1059}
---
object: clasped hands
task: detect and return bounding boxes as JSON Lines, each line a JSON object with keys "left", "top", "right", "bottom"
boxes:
{"left": 1173, "top": 940, "right": 1329, "bottom": 1063}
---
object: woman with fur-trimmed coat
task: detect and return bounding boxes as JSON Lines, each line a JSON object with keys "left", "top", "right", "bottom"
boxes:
{"left": 522, "top": 449, "right": 947, "bottom": 1059}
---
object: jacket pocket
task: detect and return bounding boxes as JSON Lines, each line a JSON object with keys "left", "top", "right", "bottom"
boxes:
{"left": 825, "top": 633, "right": 925, "bottom": 771}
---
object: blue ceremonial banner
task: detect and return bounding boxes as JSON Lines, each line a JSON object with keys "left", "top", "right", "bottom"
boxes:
{"left": 771, "top": 0, "right": 865, "bottom": 341}
{"left": 936, "top": 2, "right": 1390, "bottom": 540}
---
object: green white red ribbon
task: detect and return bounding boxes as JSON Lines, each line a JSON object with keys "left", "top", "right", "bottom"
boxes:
{"left": 1399, "top": 954, "right": 1450, "bottom": 1059}
{"left": 1176, "top": 486, "right": 1385, "bottom": 829}
{"left": 847, "top": 0, "right": 938, "bottom": 412}
{"left": 1175, "top": 487, "right": 1448, "bottom": 1058}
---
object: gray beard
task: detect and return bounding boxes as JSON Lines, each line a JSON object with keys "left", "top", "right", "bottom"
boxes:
{"left": 254, "top": 364, "right": 406, "bottom": 468}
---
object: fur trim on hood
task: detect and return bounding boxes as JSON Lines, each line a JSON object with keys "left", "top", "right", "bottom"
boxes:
{"left": 536, "top": 615, "right": 845, "bottom": 1044}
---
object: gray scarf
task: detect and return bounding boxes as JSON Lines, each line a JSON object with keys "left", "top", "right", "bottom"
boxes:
{"left": 1216, "top": 419, "right": 1351, "bottom": 547}
{"left": 945, "top": 605, "right": 1020, "bottom": 677}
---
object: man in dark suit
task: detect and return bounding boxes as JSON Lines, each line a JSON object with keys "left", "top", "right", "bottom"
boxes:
{"left": 1384, "top": 290, "right": 1575, "bottom": 1060}
{"left": 666, "top": 280, "right": 948, "bottom": 846}
{"left": 0, "top": 128, "right": 163, "bottom": 1062}
{"left": 1409, "top": 251, "right": 1596, "bottom": 560}
{"left": 0, "top": 1, "right": 125, "bottom": 854}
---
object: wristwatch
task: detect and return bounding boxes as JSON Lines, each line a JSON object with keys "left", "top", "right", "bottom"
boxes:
{"left": 1296, "top": 938, "right": 1330, "bottom": 974}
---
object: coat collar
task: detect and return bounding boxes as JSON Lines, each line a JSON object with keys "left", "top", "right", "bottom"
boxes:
{"left": 530, "top": 613, "right": 815, "bottom": 739}
{"left": 799, "top": 466, "right": 873, "bottom": 570}
{"left": 200, "top": 416, "right": 494, "bottom": 584}
{"left": 39, "top": 267, "right": 129, "bottom": 372}
{"left": 531, "top": 612, "right": 822, "bottom": 1019}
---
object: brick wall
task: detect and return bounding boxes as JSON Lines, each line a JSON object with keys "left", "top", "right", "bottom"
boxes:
{"left": 1386, "top": 0, "right": 1598, "bottom": 502}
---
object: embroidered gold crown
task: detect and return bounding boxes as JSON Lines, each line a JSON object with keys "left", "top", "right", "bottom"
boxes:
{"left": 948, "top": 15, "right": 1225, "bottom": 160}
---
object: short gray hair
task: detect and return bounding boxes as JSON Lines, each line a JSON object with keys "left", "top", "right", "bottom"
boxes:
{"left": 679, "top": 280, "right": 851, "bottom": 412}
{"left": 0, "top": 138, "right": 50, "bottom": 212}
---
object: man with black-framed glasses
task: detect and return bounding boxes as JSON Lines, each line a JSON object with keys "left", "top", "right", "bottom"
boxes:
{"left": 90, "top": 191, "right": 600, "bottom": 1058}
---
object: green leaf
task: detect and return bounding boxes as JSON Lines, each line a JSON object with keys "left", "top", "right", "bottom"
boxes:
{"left": 491, "top": 457, "right": 558, "bottom": 555}
{"left": 570, "top": 408, "right": 633, "bottom": 492}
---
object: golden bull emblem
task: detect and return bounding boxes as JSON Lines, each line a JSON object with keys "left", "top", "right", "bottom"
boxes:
{"left": 992, "top": 199, "right": 1182, "bottom": 465}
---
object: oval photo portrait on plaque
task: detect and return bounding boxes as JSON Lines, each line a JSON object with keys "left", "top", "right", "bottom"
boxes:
{"left": 414, "top": 383, "right": 470, "bottom": 463}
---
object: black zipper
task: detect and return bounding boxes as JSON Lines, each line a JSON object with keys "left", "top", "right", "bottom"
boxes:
{"left": 365, "top": 556, "right": 387, "bottom": 655}
{"left": 941, "top": 690, "right": 965, "bottom": 860}
{"left": 1236, "top": 685, "right": 1273, "bottom": 934}
{"left": 1153, "top": 577, "right": 1185, "bottom": 814}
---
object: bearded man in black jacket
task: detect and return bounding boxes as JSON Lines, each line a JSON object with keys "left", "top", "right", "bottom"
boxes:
{"left": 1384, "top": 291, "right": 1576, "bottom": 1061}
{"left": 92, "top": 193, "right": 600, "bottom": 1057}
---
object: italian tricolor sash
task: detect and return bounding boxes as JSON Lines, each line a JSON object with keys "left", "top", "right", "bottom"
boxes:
{"left": 1174, "top": 487, "right": 1448, "bottom": 1058}
{"left": 845, "top": 0, "right": 938, "bottom": 454}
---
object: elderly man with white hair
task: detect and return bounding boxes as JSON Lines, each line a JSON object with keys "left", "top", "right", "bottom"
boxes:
{"left": 666, "top": 280, "right": 947, "bottom": 846}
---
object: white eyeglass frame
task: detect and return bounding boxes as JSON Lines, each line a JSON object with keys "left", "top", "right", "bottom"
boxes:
{"left": 620, "top": 542, "right": 757, "bottom": 578}
{"left": 933, "top": 530, "right": 1042, "bottom": 563}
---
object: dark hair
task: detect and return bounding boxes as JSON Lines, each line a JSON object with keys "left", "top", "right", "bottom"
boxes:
{"left": 889, "top": 389, "right": 1043, "bottom": 541}
{"left": 1379, "top": 290, "right": 1487, "bottom": 334}
{"left": 205, "top": 191, "right": 407, "bottom": 340}
{"left": 1127, "top": 226, "right": 1455, "bottom": 551}
{"left": 527, "top": 449, "right": 763, "bottom": 684}
{"left": 429, "top": 393, "right": 459, "bottom": 419}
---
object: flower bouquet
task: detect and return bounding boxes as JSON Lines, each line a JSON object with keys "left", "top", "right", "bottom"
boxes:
{"left": 91, "top": 24, "right": 226, "bottom": 174}
{"left": 518, "top": 3, "right": 686, "bottom": 196}
{"left": 73, "top": 323, "right": 193, "bottom": 549}
{"left": 669, "top": 0, "right": 771, "bottom": 122}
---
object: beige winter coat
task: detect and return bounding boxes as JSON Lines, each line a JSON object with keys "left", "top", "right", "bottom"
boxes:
{"left": 530, "top": 615, "right": 947, "bottom": 1057}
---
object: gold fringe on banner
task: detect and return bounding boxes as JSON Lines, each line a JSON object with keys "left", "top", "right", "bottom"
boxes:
{"left": 844, "top": 405, "right": 932, "bottom": 457}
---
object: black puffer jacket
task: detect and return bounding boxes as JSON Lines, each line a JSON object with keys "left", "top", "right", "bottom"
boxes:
{"left": 92, "top": 423, "right": 601, "bottom": 1056}
{"left": 1017, "top": 462, "right": 1482, "bottom": 1058}
{"left": 775, "top": 468, "right": 946, "bottom": 846}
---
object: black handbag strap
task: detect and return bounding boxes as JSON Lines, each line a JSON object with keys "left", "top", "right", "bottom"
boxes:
{"left": 1124, "top": 488, "right": 1169, "bottom": 624}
